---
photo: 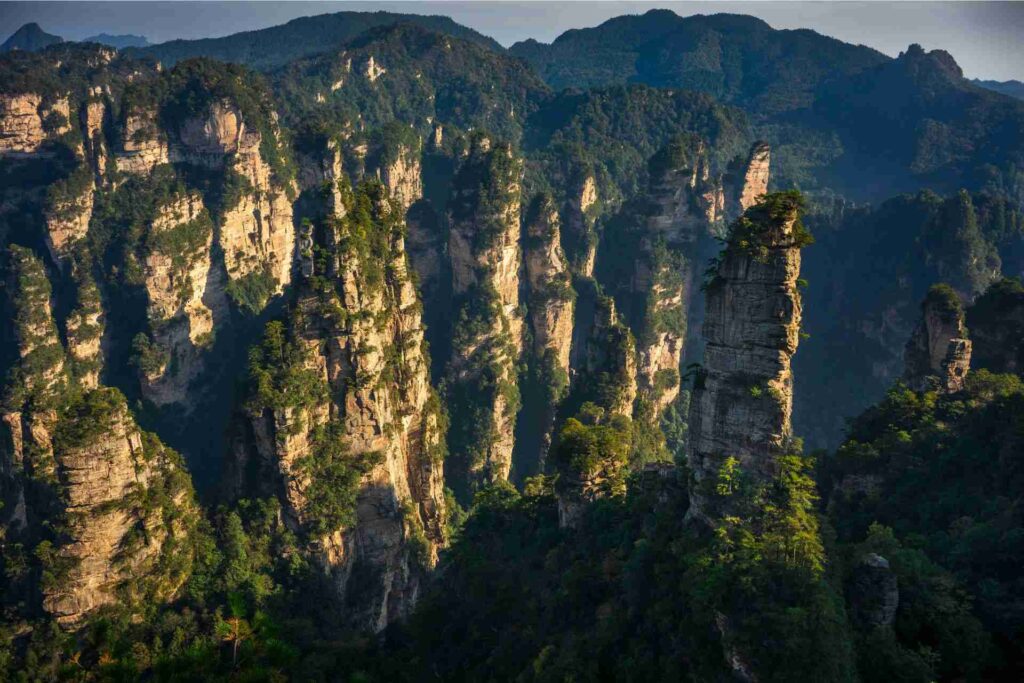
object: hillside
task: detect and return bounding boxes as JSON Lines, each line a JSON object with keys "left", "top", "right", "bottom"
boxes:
{"left": 130, "top": 10, "right": 503, "bottom": 69}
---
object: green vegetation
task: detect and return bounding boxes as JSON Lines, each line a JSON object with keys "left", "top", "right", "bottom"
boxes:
{"left": 246, "top": 320, "right": 328, "bottom": 415}
{"left": 297, "top": 423, "right": 381, "bottom": 537}
{"left": 225, "top": 267, "right": 277, "bottom": 314}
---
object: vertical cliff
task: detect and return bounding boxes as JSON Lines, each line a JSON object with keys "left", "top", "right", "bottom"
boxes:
{"left": 135, "top": 192, "right": 227, "bottom": 406}
{"left": 688, "top": 192, "right": 809, "bottom": 522}
{"left": 444, "top": 135, "right": 524, "bottom": 493}
{"left": 235, "top": 178, "right": 446, "bottom": 633}
{"left": 903, "top": 284, "right": 972, "bottom": 393}
{"left": 563, "top": 174, "right": 600, "bottom": 277}
{"left": 1, "top": 247, "right": 200, "bottom": 627}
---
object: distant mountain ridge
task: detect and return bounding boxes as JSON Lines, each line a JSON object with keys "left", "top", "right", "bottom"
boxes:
{"left": 973, "top": 78, "right": 1024, "bottom": 100}
{"left": 129, "top": 10, "right": 503, "bottom": 70}
{"left": 82, "top": 33, "right": 150, "bottom": 49}
{"left": 0, "top": 22, "right": 62, "bottom": 52}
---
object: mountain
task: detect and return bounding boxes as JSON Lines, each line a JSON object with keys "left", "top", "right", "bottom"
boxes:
{"left": 510, "top": 10, "right": 888, "bottom": 112}
{"left": 973, "top": 78, "right": 1024, "bottom": 100}
{"left": 0, "top": 22, "right": 63, "bottom": 52}
{"left": 81, "top": 32, "right": 150, "bottom": 49}
{"left": 130, "top": 10, "right": 503, "bottom": 69}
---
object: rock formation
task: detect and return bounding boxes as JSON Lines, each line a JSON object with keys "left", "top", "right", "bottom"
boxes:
{"left": 563, "top": 174, "right": 599, "bottom": 277}
{"left": 1, "top": 247, "right": 199, "bottom": 627}
{"left": 0, "top": 93, "right": 70, "bottom": 156}
{"left": 903, "top": 284, "right": 971, "bottom": 393}
{"left": 233, "top": 179, "right": 446, "bottom": 633}
{"left": 137, "top": 192, "right": 227, "bottom": 406}
{"left": 444, "top": 135, "right": 524, "bottom": 492}
{"left": 726, "top": 141, "right": 771, "bottom": 219}
{"left": 524, "top": 194, "right": 576, "bottom": 463}
{"left": 687, "top": 192, "right": 807, "bottom": 522}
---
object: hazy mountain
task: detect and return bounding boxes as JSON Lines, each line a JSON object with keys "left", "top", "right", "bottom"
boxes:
{"left": 81, "top": 33, "right": 150, "bottom": 49}
{"left": 973, "top": 77, "right": 1024, "bottom": 100}
{"left": 130, "top": 10, "right": 503, "bottom": 69}
{"left": 0, "top": 22, "right": 63, "bottom": 52}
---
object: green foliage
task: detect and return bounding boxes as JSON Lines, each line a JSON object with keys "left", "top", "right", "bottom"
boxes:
{"left": 726, "top": 190, "right": 813, "bottom": 261}
{"left": 298, "top": 422, "right": 381, "bottom": 537}
{"left": 825, "top": 370, "right": 1024, "bottom": 678}
{"left": 246, "top": 319, "right": 328, "bottom": 415}
{"left": 53, "top": 387, "right": 127, "bottom": 450}
{"left": 554, "top": 412, "right": 631, "bottom": 484}
{"left": 225, "top": 266, "right": 277, "bottom": 314}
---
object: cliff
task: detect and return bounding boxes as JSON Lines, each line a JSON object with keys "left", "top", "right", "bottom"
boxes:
{"left": 234, "top": 179, "right": 446, "bottom": 633}
{"left": 687, "top": 192, "right": 808, "bottom": 522}
{"left": 966, "top": 278, "right": 1024, "bottom": 376}
{"left": 136, "top": 192, "right": 227, "bottom": 406}
{"left": 1, "top": 247, "right": 200, "bottom": 627}
{"left": 902, "top": 284, "right": 971, "bottom": 393}
{"left": 523, "top": 194, "right": 576, "bottom": 465}
{"left": 444, "top": 135, "right": 524, "bottom": 494}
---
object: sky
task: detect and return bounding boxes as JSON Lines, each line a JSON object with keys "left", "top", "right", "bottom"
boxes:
{"left": 1, "top": 1, "right": 1023, "bottom": 81}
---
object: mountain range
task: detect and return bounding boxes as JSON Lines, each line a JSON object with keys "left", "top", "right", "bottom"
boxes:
{"left": 0, "top": 8, "right": 1022, "bottom": 681}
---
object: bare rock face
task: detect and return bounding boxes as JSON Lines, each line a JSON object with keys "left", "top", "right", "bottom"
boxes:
{"left": 563, "top": 174, "right": 599, "bottom": 277}
{"left": 525, "top": 194, "right": 575, "bottom": 373}
{"left": 445, "top": 136, "right": 524, "bottom": 491}
{"left": 114, "top": 107, "right": 170, "bottom": 174}
{"left": 633, "top": 135, "right": 728, "bottom": 418}
{"left": 42, "top": 389, "right": 200, "bottom": 626}
{"left": 847, "top": 553, "right": 899, "bottom": 629}
{"left": 138, "top": 193, "right": 227, "bottom": 406}
{"left": 688, "top": 193, "right": 806, "bottom": 522}
{"left": 903, "top": 284, "right": 971, "bottom": 393}
{"left": 43, "top": 174, "right": 94, "bottom": 267}
{"left": 237, "top": 181, "right": 446, "bottom": 633}
{"left": 65, "top": 273, "right": 104, "bottom": 389}
{"left": 187, "top": 100, "right": 296, "bottom": 296}
{"left": 376, "top": 142, "right": 423, "bottom": 212}
{"left": 0, "top": 93, "right": 71, "bottom": 156}
{"left": 1, "top": 249, "right": 200, "bottom": 628}
{"left": 727, "top": 142, "right": 771, "bottom": 218}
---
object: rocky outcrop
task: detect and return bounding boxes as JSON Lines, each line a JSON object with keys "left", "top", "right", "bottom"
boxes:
{"left": 847, "top": 553, "right": 899, "bottom": 629}
{"left": 633, "top": 135, "right": 727, "bottom": 417}
{"left": 573, "top": 293, "right": 637, "bottom": 418}
{"left": 525, "top": 194, "right": 575, "bottom": 373}
{"left": 687, "top": 193, "right": 806, "bottom": 522}
{"left": 0, "top": 93, "right": 70, "bottom": 156}
{"left": 236, "top": 181, "right": 445, "bottom": 633}
{"left": 903, "top": 284, "right": 971, "bottom": 393}
{"left": 42, "top": 389, "right": 200, "bottom": 626}
{"left": 184, "top": 100, "right": 295, "bottom": 297}
{"left": 43, "top": 171, "right": 93, "bottom": 266}
{"left": 726, "top": 141, "right": 771, "bottom": 219}
{"left": 563, "top": 174, "right": 599, "bottom": 277}
{"left": 138, "top": 193, "right": 226, "bottom": 406}
{"left": 114, "top": 107, "right": 169, "bottom": 174}
{"left": 65, "top": 273, "right": 104, "bottom": 389}
{"left": 445, "top": 136, "right": 524, "bottom": 491}
{"left": 375, "top": 141, "right": 422, "bottom": 212}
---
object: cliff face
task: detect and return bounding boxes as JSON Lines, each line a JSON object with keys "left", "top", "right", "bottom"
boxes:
{"left": 445, "top": 136, "right": 524, "bottom": 493}
{"left": 903, "top": 284, "right": 971, "bottom": 393}
{"left": 43, "top": 389, "right": 200, "bottom": 626}
{"left": 1, "top": 247, "right": 199, "bottom": 627}
{"left": 235, "top": 179, "right": 445, "bottom": 633}
{"left": 0, "top": 93, "right": 70, "bottom": 156}
{"left": 563, "top": 174, "right": 599, "bottom": 277}
{"left": 687, "top": 193, "right": 806, "bottom": 522}
{"left": 137, "top": 193, "right": 227, "bottom": 406}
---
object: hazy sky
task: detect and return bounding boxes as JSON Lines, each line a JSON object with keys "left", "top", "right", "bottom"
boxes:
{"left": 2, "top": 1, "right": 1022, "bottom": 81}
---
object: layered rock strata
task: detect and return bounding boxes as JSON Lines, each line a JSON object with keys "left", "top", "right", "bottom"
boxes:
{"left": 236, "top": 180, "right": 446, "bottom": 633}
{"left": 445, "top": 135, "right": 524, "bottom": 491}
{"left": 687, "top": 193, "right": 806, "bottom": 522}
